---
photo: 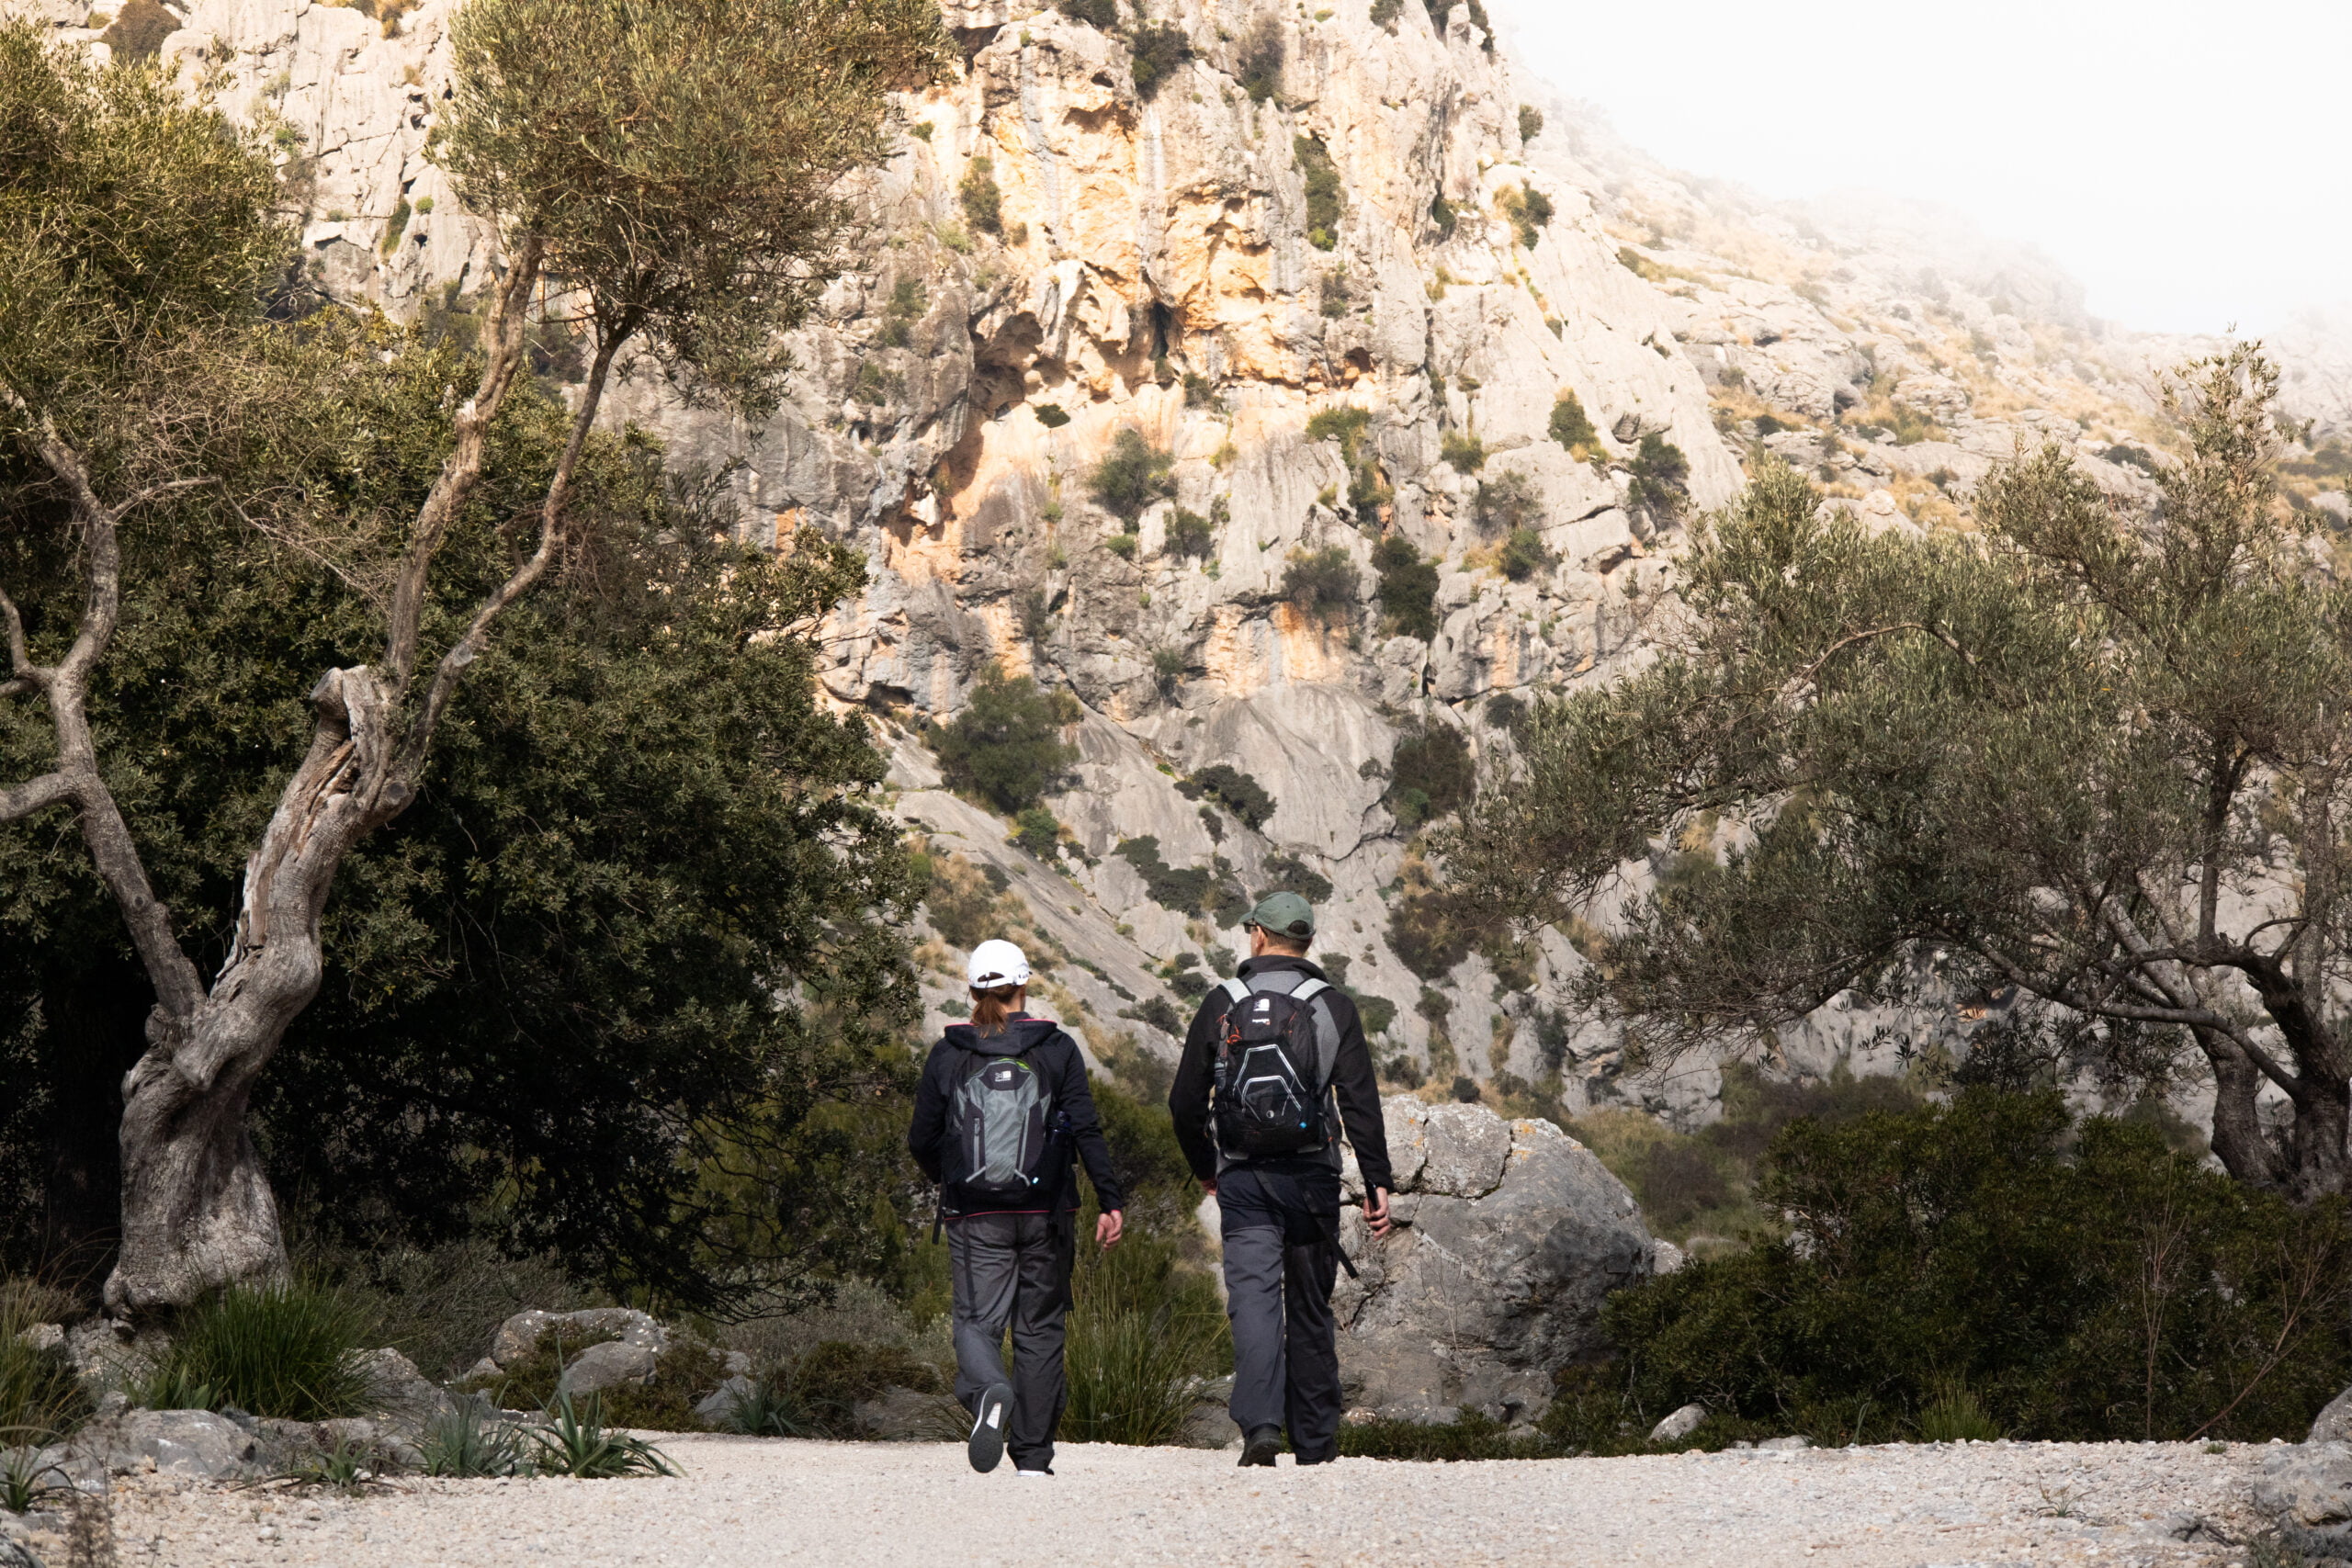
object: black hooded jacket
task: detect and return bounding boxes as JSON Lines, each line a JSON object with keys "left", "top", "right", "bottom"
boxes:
{"left": 1169, "top": 954, "right": 1395, "bottom": 1192}
{"left": 908, "top": 1016, "right": 1125, "bottom": 1217}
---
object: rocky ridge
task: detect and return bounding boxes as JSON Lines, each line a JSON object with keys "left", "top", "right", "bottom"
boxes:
{"left": 16, "top": 0, "right": 2352, "bottom": 1125}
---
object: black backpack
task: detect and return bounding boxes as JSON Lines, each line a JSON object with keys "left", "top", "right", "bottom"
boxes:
{"left": 946, "top": 1048, "right": 1061, "bottom": 1209}
{"left": 1211, "top": 974, "right": 1340, "bottom": 1160}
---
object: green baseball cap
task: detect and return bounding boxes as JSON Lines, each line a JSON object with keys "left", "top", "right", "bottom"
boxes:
{"left": 1243, "top": 890, "right": 1316, "bottom": 942}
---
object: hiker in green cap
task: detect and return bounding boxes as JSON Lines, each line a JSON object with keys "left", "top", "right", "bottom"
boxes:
{"left": 1169, "top": 889, "right": 1392, "bottom": 1467}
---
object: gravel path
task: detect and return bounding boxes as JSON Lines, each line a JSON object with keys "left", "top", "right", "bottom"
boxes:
{"left": 82, "top": 1435, "right": 2277, "bottom": 1567}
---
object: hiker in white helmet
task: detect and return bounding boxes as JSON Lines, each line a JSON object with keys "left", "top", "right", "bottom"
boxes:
{"left": 908, "top": 938, "right": 1125, "bottom": 1475}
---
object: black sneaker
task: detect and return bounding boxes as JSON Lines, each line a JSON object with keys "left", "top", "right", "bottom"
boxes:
{"left": 1238, "top": 1426, "right": 1283, "bottom": 1467}
{"left": 968, "top": 1382, "right": 1012, "bottom": 1473}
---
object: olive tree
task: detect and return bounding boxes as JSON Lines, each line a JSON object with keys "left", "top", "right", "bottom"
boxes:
{"left": 0, "top": 0, "right": 945, "bottom": 1314}
{"left": 1449, "top": 347, "right": 2352, "bottom": 1200}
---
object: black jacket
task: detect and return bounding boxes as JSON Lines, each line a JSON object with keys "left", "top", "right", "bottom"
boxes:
{"left": 909, "top": 1016, "right": 1125, "bottom": 1216}
{"left": 1169, "top": 955, "right": 1395, "bottom": 1192}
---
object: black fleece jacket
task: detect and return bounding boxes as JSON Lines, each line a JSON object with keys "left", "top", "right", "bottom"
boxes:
{"left": 908, "top": 1016, "right": 1125, "bottom": 1216}
{"left": 1168, "top": 955, "right": 1395, "bottom": 1192}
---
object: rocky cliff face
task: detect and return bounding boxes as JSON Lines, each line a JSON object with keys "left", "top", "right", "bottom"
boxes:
{"left": 28, "top": 0, "right": 2352, "bottom": 1124}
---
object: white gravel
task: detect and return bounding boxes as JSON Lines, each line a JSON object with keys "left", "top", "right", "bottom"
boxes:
{"left": 81, "top": 1435, "right": 2278, "bottom": 1566}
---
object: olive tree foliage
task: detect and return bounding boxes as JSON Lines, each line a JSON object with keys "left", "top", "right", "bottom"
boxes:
{"left": 0, "top": 2, "right": 944, "bottom": 1314}
{"left": 1449, "top": 347, "right": 2352, "bottom": 1201}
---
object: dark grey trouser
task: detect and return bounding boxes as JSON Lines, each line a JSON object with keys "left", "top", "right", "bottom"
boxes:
{"left": 1221, "top": 1221, "right": 1343, "bottom": 1462}
{"left": 947, "top": 1211, "right": 1074, "bottom": 1471}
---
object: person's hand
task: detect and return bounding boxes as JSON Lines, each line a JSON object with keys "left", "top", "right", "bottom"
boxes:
{"left": 1200, "top": 1177, "right": 1217, "bottom": 1197}
{"left": 1096, "top": 1210, "right": 1125, "bottom": 1249}
{"left": 1364, "top": 1187, "right": 1393, "bottom": 1239}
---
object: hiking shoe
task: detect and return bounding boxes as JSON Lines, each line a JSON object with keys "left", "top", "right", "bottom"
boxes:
{"left": 968, "top": 1382, "right": 1012, "bottom": 1473}
{"left": 1238, "top": 1426, "right": 1283, "bottom": 1467}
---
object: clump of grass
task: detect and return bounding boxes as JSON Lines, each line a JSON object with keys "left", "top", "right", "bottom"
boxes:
{"left": 1061, "top": 1227, "right": 1227, "bottom": 1447}
{"left": 1917, "top": 1382, "right": 2005, "bottom": 1443}
{"left": 420, "top": 1397, "right": 528, "bottom": 1477}
{"left": 526, "top": 1393, "right": 678, "bottom": 1478}
{"left": 0, "top": 1283, "right": 89, "bottom": 1438}
{"left": 149, "top": 1283, "right": 369, "bottom": 1421}
{"left": 1, "top": 1442, "right": 75, "bottom": 1514}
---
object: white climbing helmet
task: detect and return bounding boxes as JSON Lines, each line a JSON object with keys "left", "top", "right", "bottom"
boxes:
{"left": 966, "top": 939, "right": 1031, "bottom": 991}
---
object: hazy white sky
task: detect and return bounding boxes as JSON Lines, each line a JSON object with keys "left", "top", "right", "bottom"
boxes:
{"left": 1486, "top": 0, "right": 2352, "bottom": 337}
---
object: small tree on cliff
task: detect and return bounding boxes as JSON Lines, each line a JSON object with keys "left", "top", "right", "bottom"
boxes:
{"left": 0, "top": 1, "right": 945, "bottom": 1314}
{"left": 1448, "top": 346, "right": 2352, "bottom": 1201}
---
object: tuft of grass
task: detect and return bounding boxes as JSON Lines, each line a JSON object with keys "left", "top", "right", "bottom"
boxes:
{"left": 0, "top": 1285, "right": 89, "bottom": 1438}
{"left": 149, "top": 1283, "right": 369, "bottom": 1421}
{"left": 1061, "top": 1226, "right": 1227, "bottom": 1447}
{"left": 526, "top": 1393, "right": 679, "bottom": 1478}
{"left": 420, "top": 1397, "right": 528, "bottom": 1477}
{"left": 1917, "top": 1382, "right": 2005, "bottom": 1443}
{"left": 1439, "top": 430, "right": 1485, "bottom": 472}
{"left": 1, "top": 1442, "right": 74, "bottom": 1514}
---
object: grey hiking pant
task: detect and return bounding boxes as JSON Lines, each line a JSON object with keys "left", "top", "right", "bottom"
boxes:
{"left": 1221, "top": 1214, "right": 1343, "bottom": 1463}
{"left": 947, "top": 1211, "right": 1074, "bottom": 1471}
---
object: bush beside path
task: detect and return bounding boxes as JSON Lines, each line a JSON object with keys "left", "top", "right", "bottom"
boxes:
{"left": 67, "top": 1434, "right": 2285, "bottom": 1567}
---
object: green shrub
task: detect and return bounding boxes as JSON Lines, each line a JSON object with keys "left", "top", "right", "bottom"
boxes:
{"left": 1294, "top": 135, "right": 1342, "bottom": 251}
{"left": 151, "top": 1283, "right": 369, "bottom": 1421}
{"left": 1056, "top": 0, "right": 1118, "bottom": 25}
{"left": 421, "top": 1398, "right": 529, "bottom": 1476}
{"left": 1439, "top": 430, "right": 1484, "bottom": 472}
{"left": 1188, "top": 763, "right": 1276, "bottom": 830}
{"left": 878, "top": 276, "right": 926, "bottom": 348}
{"left": 1391, "top": 721, "right": 1471, "bottom": 821}
{"left": 1119, "top": 994, "right": 1186, "bottom": 1039}
{"left": 1917, "top": 1382, "right": 2005, "bottom": 1443}
{"left": 527, "top": 1394, "right": 678, "bottom": 1477}
{"left": 1014, "top": 806, "right": 1062, "bottom": 860}
{"left": 1369, "top": 0, "right": 1402, "bottom": 28}
{"left": 2103, "top": 443, "right": 2160, "bottom": 475}
{"left": 1578, "top": 1092, "right": 2352, "bottom": 1447}
{"left": 1372, "top": 535, "right": 1438, "bottom": 640}
{"left": 100, "top": 0, "right": 177, "bottom": 60}
{"left": 1104, "top": 532, "right": 1137, "bottom": 559}
{"left": 1473, "top": 470, "right": 1539, "bottom": 535}
{"left": 1062, "top": 1225, "right": 1228, "bottom": 1445}
{"left": 1387, "top": 883, "right": 1469, "bottom": 979}
{"left": 1182, "top": 372, "right": 1216, "bottom": 409}
{"left": 1281, "top": 545, "right": 1358, "bottom": 626}
{"left": 1517, "top": 104, "right": 1543, "bottom": 141}
{"left": 0, "top": 1284, "right": 87, "bottom": 1438}
{"left": 1235, "top": 16, "right": 1283, "bottom": 103}
{"left": 1034, "top": 401, "right": 1070, "bottom": 428}
{"left": 1126, "top": 19, "right": 1190, "bottom": 98}
{"left": 1549, "top": 389, "right": 1600, "bottom": 458}
{"left": 1164, "top": 507, "right": 1214, "bottom": 560}
{"left": 379, "top": 197, "right": 411, "bottom": 256}
{"left": 1498, "top": 526, "right": 1549, "bottom": 581}
{"left": 1625, "top": 433, "right": 1690, "bottom": 520}
{"left": 1258, "top": 851, "right": 1331, "bottom": 905}
{"left": 1117, "top": 836, "right": 1212, "bottom": 913}
{"left": 931, "top": 665, "right": 1081, "bottom": 814}
{"left": 1305, "top": 404, "right": 1372, "bottom": 452}
{"left": 958, "top": 153, "right": 1003, "bottom": 238}
{"left": 1429, "top": 193, "right": 1455, "bottom": 237}
{"left": 1088, "top": 428, "right": 1176, "bottom": 524}
{"left": 1493, "top": 184, "right": 1552, "bottom": 248}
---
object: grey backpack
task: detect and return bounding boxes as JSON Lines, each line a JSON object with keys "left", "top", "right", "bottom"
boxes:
{"left": 948, "top": 1051, "right": 1057, "bottom": 1208}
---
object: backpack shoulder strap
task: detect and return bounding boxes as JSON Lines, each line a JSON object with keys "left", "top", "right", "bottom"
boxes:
{"left": 1218, "top": 976, "right": 1252, "bottom": 1006}
{"left": 1293, "top": 979, "right": 1343, "bottom": 1090}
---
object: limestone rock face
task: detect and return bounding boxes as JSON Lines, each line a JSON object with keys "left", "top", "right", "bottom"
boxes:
{"left": 1332, "top": 1096, "right": 1652, "bottom": 1424}
{"left": 115, "top": 0, "right": 2352, "bottom": 1136}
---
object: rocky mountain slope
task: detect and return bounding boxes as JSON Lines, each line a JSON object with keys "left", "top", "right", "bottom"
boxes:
{"left": 25, "top": 0, "right": 2352, "bottom": 1126}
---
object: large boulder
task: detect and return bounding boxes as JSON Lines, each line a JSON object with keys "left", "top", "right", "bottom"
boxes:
{"left": 82, "top": 1409, "right": 257, "bottom": 1479}
{"left": 2312, "top": 1385, "right": 2352, "bottom": 1444}
{"left": 487, "top": 1307, "right": 666, "bottom": 1369}
{"left": 1333, "top": 1097, "right": 1654, "bottom": 1425}
{"left": 2254, "top": 1442, "right": 2352, "bottom": 1559}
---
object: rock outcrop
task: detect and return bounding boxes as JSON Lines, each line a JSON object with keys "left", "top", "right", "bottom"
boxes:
{"left": 1331, "top": 1096, "right": 1653, "bottom": 1424}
